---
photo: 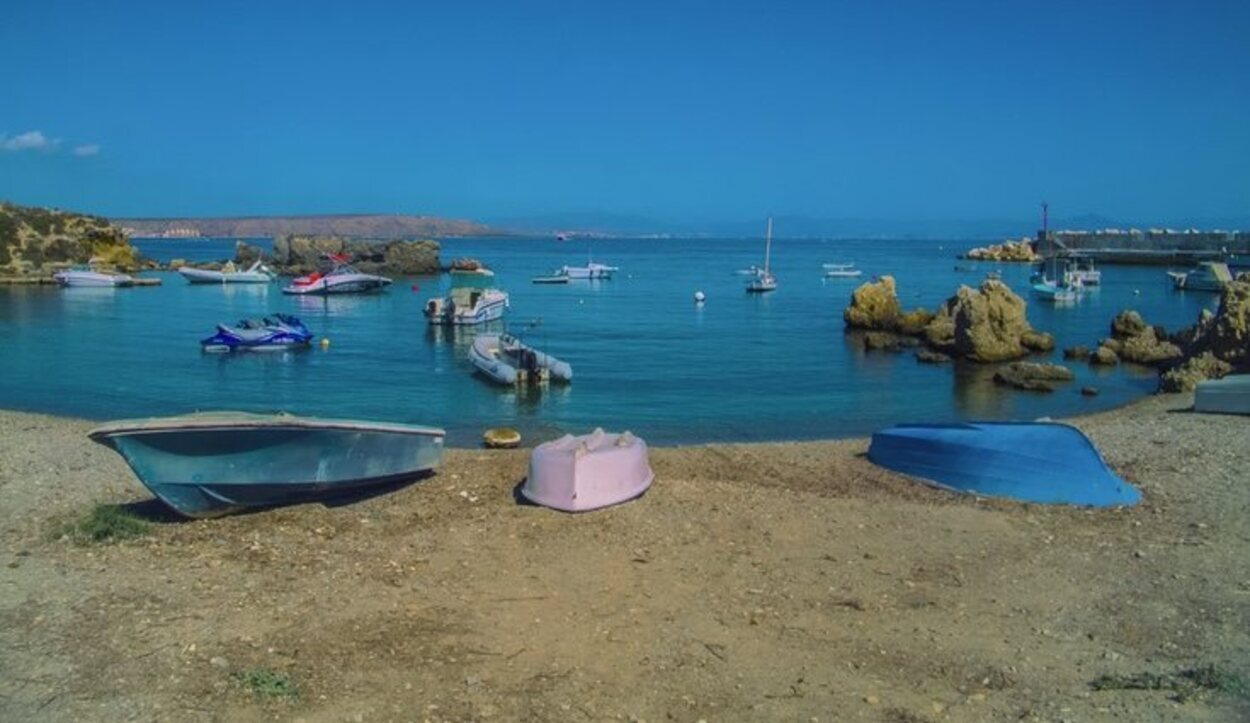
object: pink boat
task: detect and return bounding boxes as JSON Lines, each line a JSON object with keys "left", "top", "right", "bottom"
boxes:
{"left": 523, "top": 429, "right": 654, "bottom": 512}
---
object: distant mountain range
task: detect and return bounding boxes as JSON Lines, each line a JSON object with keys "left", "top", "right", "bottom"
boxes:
{"left": 113, "top": 213, "right": 500, "bottom": 239}
{"left": 111, "top": 210, "right": 1250, "bottom": 241}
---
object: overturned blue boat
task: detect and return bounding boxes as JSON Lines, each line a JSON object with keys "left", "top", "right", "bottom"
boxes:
{"left": 868, "top": 422, "right": 1140, "bottom": 507}
{"left": 89, "top": 412, "right": 445, "bottom": 518}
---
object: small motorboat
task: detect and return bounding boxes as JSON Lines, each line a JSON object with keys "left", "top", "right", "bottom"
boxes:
{"left": 469, "top": 332, "right": 572, "bottom": 386}
{"left": 823, "top": 262, "right": 863, "bottom": 278}
{"left": 53, "top": 265, "right": 134, "bottom": 287}
{"left": 201, "top": 314, "right": 314, "bottom": 352}
{"left": 522, "top": 428, "right": 653, "bottom": 512}
{"left": 282, "top": 255, "right": 391, "bottom": 295}
{"left": 1067, "top": 256, "right": 1101, "bottom": 285}
{"left": 559, "top": 261, "right": 617, "bottom": 279}
{"left": 179, "top": 260, "right": 276, "bottom": 284}
{"left": 1031, "top": 279, "right": 1078, "bottom": 303}
{"left": 1168, "top": 261, "right": 1233, "bottom": 292}
{"left": 1194, "top": 374, "right": 1250, "bottom": 415}
{"left": 425, "top": 268, "right": 509, "bottom": 325}
{"left": 868, "top": 421, "right": 1141, "bottom": 507}
{"left": 89, "top": 412, "right": 446, "bottom": 518}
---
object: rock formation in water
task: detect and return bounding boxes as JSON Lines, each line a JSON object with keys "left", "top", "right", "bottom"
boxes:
{"left": 1099, "top": 310, "right": 1182, "bottom": 367}
{"left": 962, "top": 238, "right": 1038, "bottom": 262}
{"left": 264, "top": 235, "right": 441, "bottom": 275}
{"left": 843, "top": 277, "right": 1053, "bottom": 365}
{"left": 1158, "top": 278, "right": 1250, "bottom": 391}
{"left": 992, "top": 361, "right": 1076, "bottom": 392}
{"left": 1, "top": 200, "right": 138, "bottom": 276}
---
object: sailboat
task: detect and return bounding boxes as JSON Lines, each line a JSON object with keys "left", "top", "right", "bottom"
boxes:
{"left": 746, "top": 218, "right": 778, "bottom": 293}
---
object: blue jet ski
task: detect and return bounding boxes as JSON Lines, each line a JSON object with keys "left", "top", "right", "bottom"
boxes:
{"left": 201, "top": 314, "right": 314, "bottom": 353}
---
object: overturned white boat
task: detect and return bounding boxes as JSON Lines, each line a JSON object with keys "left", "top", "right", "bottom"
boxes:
{"left": 179, "top": 260, "right": 276, "bottom": 284}
{"left": 469, "top": 333, "right": 572, "bottom": 385}
{"left": 522, "top": 429, "right": 653, "bottom": 512}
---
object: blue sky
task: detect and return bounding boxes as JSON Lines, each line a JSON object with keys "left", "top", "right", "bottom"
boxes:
{"left": 2, "top": 0, "right": 1247, "bottom": 225}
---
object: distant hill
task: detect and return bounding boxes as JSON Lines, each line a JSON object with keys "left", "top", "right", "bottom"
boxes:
{"left": 113, "top": 213, "right": 501, "bottom": 239}
{"left": 2, "top": 200, "right": 136, "bottom": 274}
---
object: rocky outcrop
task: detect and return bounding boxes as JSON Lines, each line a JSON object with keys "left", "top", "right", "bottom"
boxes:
{"left": 269, "top": 235, "right": 440, "bottom": 275}
{"left": 1156, "top": 278, "right": 1250, "bottom": 391}
{"left": 1099, "top": 310, "right": 1182, "bottom": 366}
{"left": 1159, "top": 353, "right": 1234, "bottom": 393}
{"left": 992, "top": 362, "right": 1075, "bottom": 392}
{"left": 915, "top": 349, "right": 951, "bottom": 364}
{"left": 963, "top": 238, "right": 1038, "bottom": 262}
{"left": 1, "top": 201, "right": 138, "bottom": 275}
{"left": 1063, "top": 345, "right": 1092, "bottom": 361}
{"left": 950, "top": 280, "right": 1038, "bottom": 362}
{"left": 1020, "top": 330, "right": 1056, "bottom": 352}
{"left": 1091, "top": 345, "right": 1120, "bottom": 366}
{"left": 843, "top": 276, "right": 904, "bottom": 331}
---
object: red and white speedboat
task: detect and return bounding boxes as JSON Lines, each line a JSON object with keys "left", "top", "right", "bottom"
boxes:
{"left": 282, "top": 255, "right": 392, "bottom": 295}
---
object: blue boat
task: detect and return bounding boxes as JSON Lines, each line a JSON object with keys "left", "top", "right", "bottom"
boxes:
{"left": 868, "top": 422, "right": 1140, "bottom": 507}
{"left": 1194, "top": 374, "right": 1250, "bottom": 415}
{"left": 89, "top": 412, "right": 445, "bottom": 518}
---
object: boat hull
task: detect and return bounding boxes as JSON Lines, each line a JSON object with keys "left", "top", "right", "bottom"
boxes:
{"left": 54, "top": 270, "right": 134, "bottom": 287}
{"left": 1194, "top": 374, "right": 1250, "bottom": 415}
{"left": 523, "top": 430, "right": 653, "bottom": 512}
{"left": 89, "top": 414, "right": 445, "bottom": 518}
{"left": 179, "top": 267, "right": 274, "bottom": 284}
{"left": 868, "top": 422, "right": 1140, "bottom": 507}
{"left": 282, "top": 274, "right": 392, "bottom": 295}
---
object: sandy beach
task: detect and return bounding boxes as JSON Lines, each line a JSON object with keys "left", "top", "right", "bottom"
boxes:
{"left": 1, "top": 395, "right": 1247, "bottom": 722}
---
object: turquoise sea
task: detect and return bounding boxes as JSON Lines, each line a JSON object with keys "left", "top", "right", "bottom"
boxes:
{"left": 0, "top": 237, "right": 1220, "bottom": 446}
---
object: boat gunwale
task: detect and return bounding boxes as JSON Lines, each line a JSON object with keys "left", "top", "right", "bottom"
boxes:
{"left": 88, "top": 415, "right": 446, "bottom": 441}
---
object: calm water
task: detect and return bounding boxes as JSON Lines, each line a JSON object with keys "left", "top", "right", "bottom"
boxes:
{"left": 0, "top": 237, "right": 1218, "bottom": 446}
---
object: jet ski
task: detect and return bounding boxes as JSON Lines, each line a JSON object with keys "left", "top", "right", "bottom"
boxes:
{"left": 201, "top": 314, "right": 314, "bottom": 353}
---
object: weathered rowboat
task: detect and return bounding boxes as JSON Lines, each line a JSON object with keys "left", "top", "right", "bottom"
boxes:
{"left": 522, "top": 429, "right": 653, "bottom": 512}
{"left": 89, "top": 412, "right": 445, "bottom": 518}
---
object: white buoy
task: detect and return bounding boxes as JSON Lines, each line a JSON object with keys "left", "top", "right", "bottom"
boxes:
{"left": 694, "top": 290, "right": 706, "bottom": 304}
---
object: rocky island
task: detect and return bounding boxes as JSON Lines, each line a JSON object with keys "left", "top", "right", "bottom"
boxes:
{"left": 235, "top": 234, "right": 441, "bottom": 276}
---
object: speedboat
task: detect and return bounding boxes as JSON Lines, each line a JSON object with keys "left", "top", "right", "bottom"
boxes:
{"left": 522, "top": 428, "right": 653, "bottom": 512}
{"left": 201, "top": 314, "right": 314, "bottom": 352}
{"left": 282, "top": 255, "right": 391, "bottom": 295}
{"left": 559, "top": 261, "right": 618, "bottom": 279}
{"left": 823, "top": 262, "right": 863, "bottom": 278}
{"left": 468, "top": 332, "right": 572, "bottom": 385}
{"left": 53, "top": 265, "right": 134, "bottom": 287}
{"left": 868, "top": 421, "right": 1141, "bottom": 507}
{"left": 425, "top": 268, "right": 509, "bottom": 325}
{"left": 88, "top": 412, "right": 446, "bottom": 518}
{"left": 1167, "top": 261, "right": 1233, "bottom": 291}
{"left": 179, "top": 260, "right": 276, "bottom": 284}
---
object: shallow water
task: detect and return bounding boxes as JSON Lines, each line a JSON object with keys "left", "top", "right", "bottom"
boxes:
{"left": 0, "top": 237, "right": 1217, "bottom": 445}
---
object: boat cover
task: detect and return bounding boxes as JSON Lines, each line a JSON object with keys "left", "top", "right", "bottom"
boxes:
{"left": 868, "top": 422, "right": 1140, "bottom": 507}
{"left": 1195, "top": 374, "right": 1250, "bottom": 415}
{"left": 523, "top": 429, "right": 653, "bottom": 512}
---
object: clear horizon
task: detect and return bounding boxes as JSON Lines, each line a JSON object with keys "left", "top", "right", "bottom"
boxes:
{"left": 3, "top": 1, "right": 1248, "bottom": 223}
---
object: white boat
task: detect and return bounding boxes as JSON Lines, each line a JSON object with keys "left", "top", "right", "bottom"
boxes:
{"left": 823, "top": 262, "right": 862, "bottom": 278}
{"left": 179, "top": 260, "right": 276, "bottom": 284}
{"left": 468, "top": 332, "right": 572, "bottom": 385}
{"left": 734, "top": 264, "right": 764, "bottom": 276}
{"left": 281, "top": 256, "right": 391, "bottom": 295}
{"left": 1067, "top": 257, "right": 1101, "bottom": 286}
{"left": 1168, "top": 262, "right": 1234, "bottom": 292}
{"left": 559, "top": 261, "right": 618, "bottom": 279}
{"left": 53, "top": 266, "right": 134, "bottom": 287}
{"left": 425, "top": 268, "right": 509, "bottom": 325}
{"left": 745, "top": 218, "right": 777, "bottom": 293}
{"left": 1031, "top": 279, "right": 1077, "bottom": 303}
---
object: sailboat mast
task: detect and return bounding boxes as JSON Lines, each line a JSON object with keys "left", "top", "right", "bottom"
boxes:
{"left": 764, "top": 217, "right": 773, "bottom": 272}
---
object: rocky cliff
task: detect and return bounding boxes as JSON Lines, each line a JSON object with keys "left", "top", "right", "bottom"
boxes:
{"left": 265, "top": 235, "right": 440, "bottom": 275}
{"left": 1, "top": 201, "right": 137, "bottom": 275}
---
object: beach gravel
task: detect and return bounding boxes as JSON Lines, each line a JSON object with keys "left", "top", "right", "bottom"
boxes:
{"left": 1, "top": 396, "right": 1248, "bottom": 722}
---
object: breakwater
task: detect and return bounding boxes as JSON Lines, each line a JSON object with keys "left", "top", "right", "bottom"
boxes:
{"left": 1049, "top": 229, "right": 1250, "bottom": 265}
